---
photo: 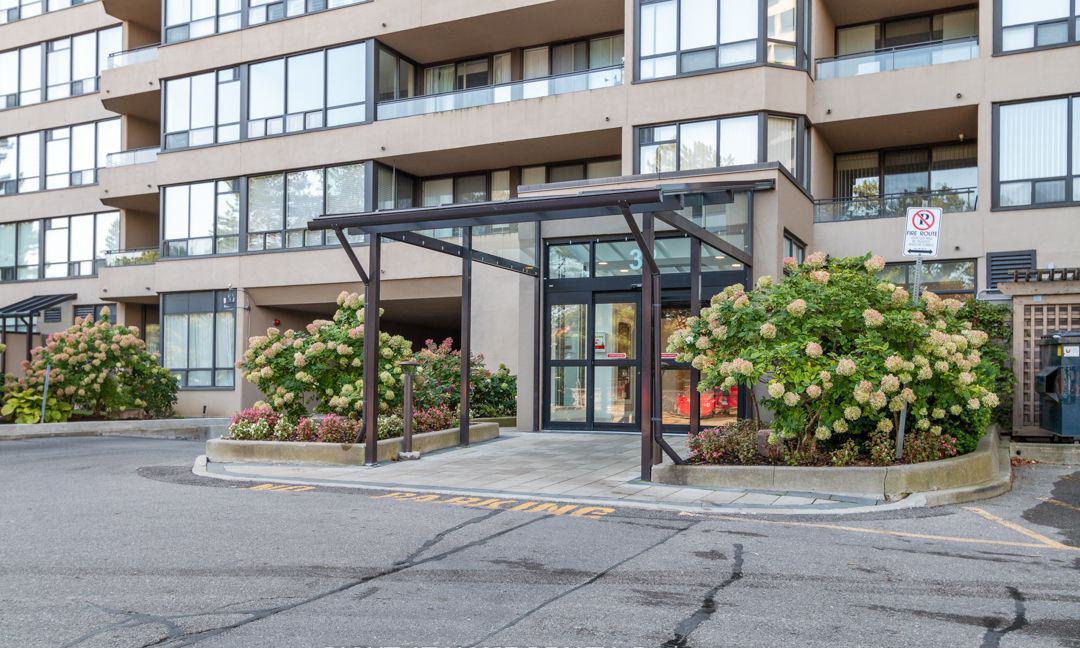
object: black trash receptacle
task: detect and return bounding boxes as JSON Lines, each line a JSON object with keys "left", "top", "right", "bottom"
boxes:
{"left": 1036, "top": 332, "right": 1080, "bottom": 438}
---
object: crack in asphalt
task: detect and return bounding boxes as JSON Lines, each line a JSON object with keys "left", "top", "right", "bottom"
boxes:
{"left": 59, "top": 509, "right": 540, "bottom": 648}
{"left": 463, "top": 521, "right": 703, "bottom": 648}
{"left": 660, "top": 543, "right": 744, "bottom": 648}
{"left": 863, "top": 585, "right": 1027, "bottom": 647}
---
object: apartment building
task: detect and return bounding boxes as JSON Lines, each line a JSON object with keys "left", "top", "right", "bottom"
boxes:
{"left": 1, "top": 0, "right": 1078, "bottom": 434}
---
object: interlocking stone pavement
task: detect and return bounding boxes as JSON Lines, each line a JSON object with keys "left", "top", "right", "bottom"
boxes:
{"left": 206, "top": 431, "right": 884, "bottom": 511}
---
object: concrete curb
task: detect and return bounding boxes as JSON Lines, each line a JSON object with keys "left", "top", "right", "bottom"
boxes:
{"left": 654, "top": 430, "right": 1008, "bottom": 503}
{"left": 206, "top": 422, "right": 499, "bottom": 465}
{"left": 1009, "top": 441, "right": 1080, "bottom": 466}
{"left": 193, "top": 455, "right": 937, "bottom": 517}
{"left": 0, "top": 418, "right": 230, "bottom": 441}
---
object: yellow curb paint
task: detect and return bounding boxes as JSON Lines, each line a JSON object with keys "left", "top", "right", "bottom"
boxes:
{"left": 678, "top": 511, "right": 1080, "bottom": 552}
{"left": 963, "top": 506, "right": 1070, "bottom": 549}
{"left": 1038, "top": 497, "right": 1080, "bottom": 513}
{"left": 249, "top": 484, "right": 314, "bottom": 492}
{"left": 367, "top": 492, "right": 615, "bottom": 519}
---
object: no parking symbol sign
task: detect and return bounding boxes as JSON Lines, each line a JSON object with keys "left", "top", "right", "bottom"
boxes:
{"left": 903, "top": 207, "right": 942, "bottom": 258}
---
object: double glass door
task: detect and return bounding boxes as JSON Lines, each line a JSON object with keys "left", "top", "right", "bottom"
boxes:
{"left": 547, "top": 292, "right": 639, "bottom": 430}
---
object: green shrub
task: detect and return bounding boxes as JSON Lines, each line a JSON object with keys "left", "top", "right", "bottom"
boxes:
{"left": 0, "top": 388, "right": 73, "bottom": 424}
{"left": 688, "top": 420, "right": 761, "bottom": 465}
{"left": 377, "top": 414, "right": 404, "bottom": 440}
{"left": 414, "top": 338, "right": 518, "bottom": 417}
{"left": 472, "top": 363, "right": 517, "bottom": 418}
{"left": 667, "top": 252, "right": 1000, "bottom": 458}
{"left": 413, "top": 404, "right": 458, "bottom": 433}
{"left": 829, "top": 439, "right": 860, "bottom": 467}
{"left": 959, "top": 299, "right": 1013, "bottom": 431}
{"left": 238, "top": 291, "right": 414, "bottom": 419}
{"left": 3, "top": 309, "right": 177, "bottom": 420}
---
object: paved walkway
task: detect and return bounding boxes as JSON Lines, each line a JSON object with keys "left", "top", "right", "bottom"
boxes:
{"left": 203, "top": 431, "right": 887, "bottom": 513}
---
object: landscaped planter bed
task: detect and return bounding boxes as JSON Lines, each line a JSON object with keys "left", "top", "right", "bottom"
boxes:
{"left": 654, "top": 431, "right": 1006, "bottom": 501}
{"left": 205, "top": 422, "right": 499, "bottom": 466}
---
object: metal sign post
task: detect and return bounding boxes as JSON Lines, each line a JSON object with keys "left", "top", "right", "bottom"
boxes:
{"left": 39, "top": 364, "right": 51, "bottom": 424}
{"left": 896, "top": 206, "right": 942, "bottom": 459}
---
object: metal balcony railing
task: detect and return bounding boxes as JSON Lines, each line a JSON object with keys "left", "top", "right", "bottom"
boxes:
{"left": 814, "top": 187, "right": 978, "bottom": 223}
{"left": 97, "top": 248, "right": 160, "bottom": 268}
{"left": 106, "top": 146, "right": 159, "bottom": 168}
{"left": 377, "top": 65, "right": 624, "bottom": 120}
{"left": 816, "top": 37, "right": 978, "bottom": 80}
{"left": 106, "top": 43, "right": 160, "bottom": 69}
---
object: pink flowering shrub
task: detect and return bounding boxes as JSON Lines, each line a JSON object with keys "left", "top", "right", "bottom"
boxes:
{"left": 3, "top": 309, "right": 177, "bottom": 420}
{"left": 228, "top": 407, "right": 279, "bottom": 440}
{"left": 688, "top": 420, "right": 761, "bottom": 465}
{"left": 238, "top": 291, "right": 414, "bottom": 419}
{"left": 667, "top": 253, "right": 1000, "bottom": 460}
{"left": 316, "top": 414, "right": 360, "bottom": 444}
{"left": 413, "top": 404, "right": 458, "bottom": 433}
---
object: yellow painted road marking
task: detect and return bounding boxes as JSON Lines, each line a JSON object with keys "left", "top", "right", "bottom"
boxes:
{"left": 678, "top": 511, "right": 1080, "bottom": 552}
{"left": 964, "top": 506, "right": 1070, "bottom": 549}
{"left": 1038, "top": 497, "right": 1080, "bottom": 513}
{"left": 371, "top": 491, "right": 615, "bottom": 519}
{"left": 249, "top": 483, "right": 315, "bottom": 492}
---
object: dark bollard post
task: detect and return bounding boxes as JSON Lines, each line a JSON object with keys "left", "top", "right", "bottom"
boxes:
{"left": 400, "top": 360, "right": 420, "bottom": 458}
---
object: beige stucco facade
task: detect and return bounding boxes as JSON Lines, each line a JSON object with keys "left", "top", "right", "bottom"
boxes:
{"left": 2, "top": 0, "right": 1078, "bottom": 427}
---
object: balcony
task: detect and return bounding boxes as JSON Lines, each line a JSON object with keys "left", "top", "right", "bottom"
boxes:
{"left": 814, "top": 187, "right": 977, "bottom": 223}
{"left": 816, "top": 37, "right": 978, "bottom": 80}
{"left": 377, "top": 66, "right": 624, "bottom": 121}
{"left": 107, "top": 44, "right": 159, "bottom": 69}
{"left": 106, "top": 146, "right": 159, "bottom": 168}
{"left": 96, "top": 247, "right": 159, "bottom": 269}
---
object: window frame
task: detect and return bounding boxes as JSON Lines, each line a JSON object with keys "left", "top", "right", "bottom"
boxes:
{"left": 782, "top": 229, "right": 805, "bottom": 263}
{"left": 0, "top": 117, "right": 119, "bottom": 197}
{"left": 0, "top": 23, "right": 121, "bottom": 111}
{"left": 881, "top": 258, "right": 978, "bottom": 297}
{"left": 0, "top": 210, "right": 119, "bottom": 282}
{"left": 161, "top": 39, "right": 374, "bottom": 152}
{"left": 992, "top": 94, "right": 1078, "bottom": 210}
{"left": 160, "top": 289, "right": 237, "bottom": 390}
{"left": 634, "top": 0, "right": 811, "bottom": 82}
{"left": 994, "top": 0, "right": 1078, "bottom": 55}
{"left": 161, "top": 0, "right": 371, "bottom": 45}
{"left": 633, "top": 110, "right": 810, "bottom": 186}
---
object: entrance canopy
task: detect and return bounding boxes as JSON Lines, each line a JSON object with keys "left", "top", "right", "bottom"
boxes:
{"left": 0, "top": 293, "right": 77, "bottom": 367}
{"left": 309, "top": 181, "right": 770, "bottom": 480}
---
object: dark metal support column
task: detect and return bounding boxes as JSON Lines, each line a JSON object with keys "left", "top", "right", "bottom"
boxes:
{"left": 459, "top": 227, "right": 472, "bottom": 446}
{"left": 1, "top": 318, "right": 6, "bottom": 375}
{"left": 361, "top": 234, "right": 382, "bottom": 464}
{"left": 533, "top": 221, "right": 542, "bottom": 432}
{"left": 689, "top": 238, "right": 702, "bottom": 437}
{"left": 639, "top": 219, "right": 654, "bottom": 481}
{"left": 23, "top": 316, "right": 32, "bottom": 362}
{"left": 646, "top": 219, "right": 662, "bottom": 467}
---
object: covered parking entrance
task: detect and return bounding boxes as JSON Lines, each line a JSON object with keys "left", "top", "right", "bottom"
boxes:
{"left": 309, "top": 182, "right": 765, "bottom": 481}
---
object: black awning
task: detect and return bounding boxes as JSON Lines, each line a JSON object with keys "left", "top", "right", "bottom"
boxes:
{"left": 308, "top": 180, "right": 773, "bottom": 234}
{"left": 0, "top": 294, "right": 77, "bottom": 318}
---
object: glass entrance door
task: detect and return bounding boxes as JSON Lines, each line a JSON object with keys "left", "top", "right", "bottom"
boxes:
{"left": 659, "top": 302, "right": 740, "bottom": 432}
{"left": 545, "top": 292, "right": 640, "bottom": 430}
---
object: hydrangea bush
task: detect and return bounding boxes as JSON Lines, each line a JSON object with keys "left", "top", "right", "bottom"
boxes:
{"left": 238, "top": 291, "right": 414, "bottom": 419}
{"left": 667, "top": 253, "right": 1000, "bottom": 459}
{"left": 2, "top": 309, "right": 177, "bottom": 420}
{"left": 414, "top": 338, "right": 517, "bottom": 417}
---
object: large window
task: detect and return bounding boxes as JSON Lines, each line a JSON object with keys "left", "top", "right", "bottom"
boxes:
{"left": 163, "top": 180, "right": 240, "bottom": 257}
{"left": 995, "top": 96, "right": 1078, "bottom": 208}
{"left": 0, "top": 211, "right": 117, "bottom": 281}
{"left": 0, "top": 0, "right": 97, "bottom": 25}
{"left": 0, "top": 25, "right": 121, "bottom": 110}
{"left": 880, "top": 259, "right": 976, "bottom": 298}
{"left": 835, "top": 142, "right": 978, "bottom": 199}
{"left": 163, "top": 42, "right": 367, "bottom": 150}
{"left": 246, "top": 162, "right": 365, "bottom": 250}
{"left": 162, "top": 290, "right": 236, "bottom": 389}
{"left": 163, "top": 0, "right": 367, "bottom": 44}
{"left": 0, "top": 118, "right": 119, "bottom": 195}
{"left": 997, "top": 0, "right": 1078, "bottom": 53}
{"left": 637, "top": 0, "right": 808, "bottom": 80}
{"left": 637, "top": 112, "right": 808, "bottom": 183}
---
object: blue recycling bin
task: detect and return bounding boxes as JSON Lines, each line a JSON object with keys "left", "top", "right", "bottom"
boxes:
{"left": 1036, "top": 332, "right": 1080, "bottom": 438}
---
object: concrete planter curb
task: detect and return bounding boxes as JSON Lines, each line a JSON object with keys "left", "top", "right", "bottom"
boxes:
{"left": 205, "top": 422, "right": 500, "bottom": 466}
{"left": 475, "top": 416, "right": 518, "bottom": 428}
{"left": 0, "top": 417, "right": 230, "bottom": 441}
{"left": 654, "top": 430, "right": 1009, "bottom": 503}
{"left": 1008, "top": 441, "right": 1080, "bottom": 466}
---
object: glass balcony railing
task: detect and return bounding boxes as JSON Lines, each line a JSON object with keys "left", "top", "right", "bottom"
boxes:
{"left": 814, "top": 187, "right": 977, "bottom": 223}
{"left": 106, "top": 44, "right": 160, "bottom": 69}
{"left": 377, "top": 65, "right": 624, "bottom": 120}
{"left": 816, "top": 37, "right": 978, "bottom": 80}
{"left": 106, "top": 146, "right": 159, "bottom": 168}
{"left": 97, "top": 248, "right": 160, "bottom": 269}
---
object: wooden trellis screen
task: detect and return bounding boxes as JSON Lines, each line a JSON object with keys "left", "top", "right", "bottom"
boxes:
{"left": 1020, "top": 302, "right": 1080, "bottom": 429}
